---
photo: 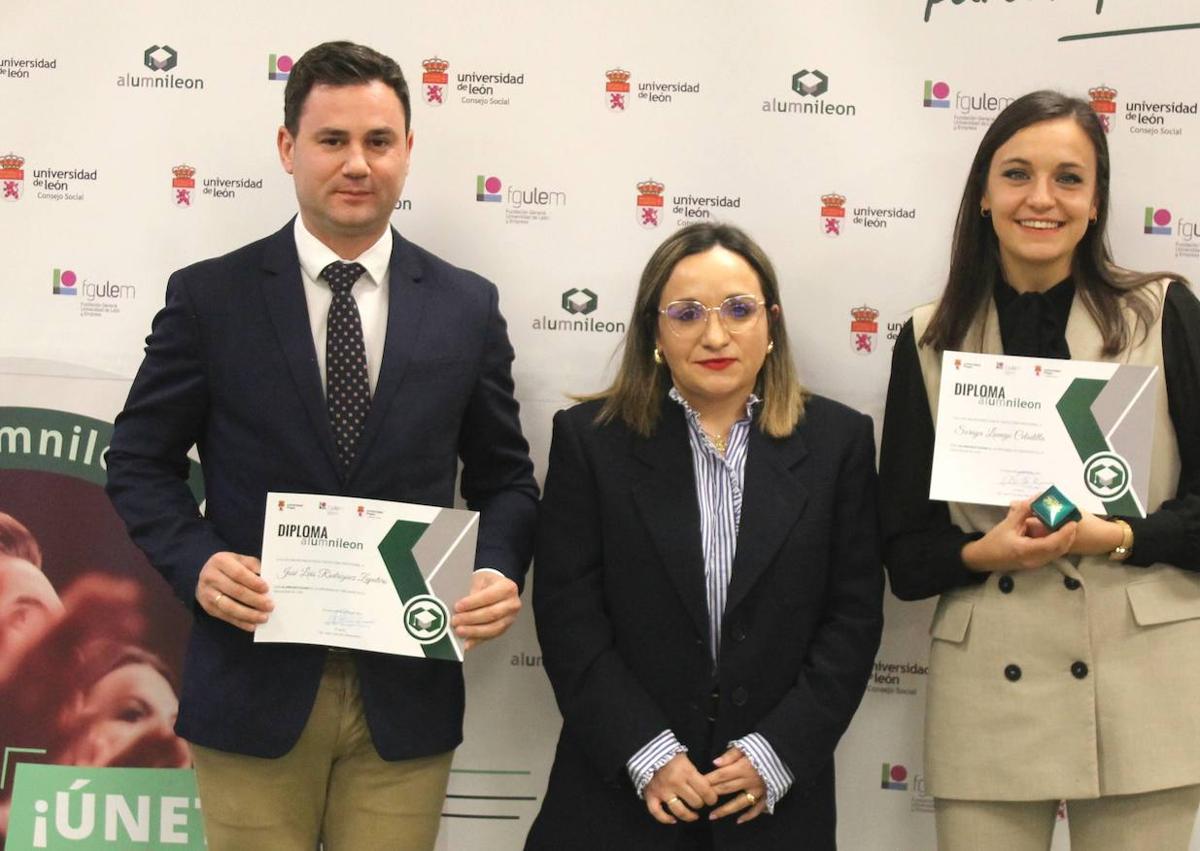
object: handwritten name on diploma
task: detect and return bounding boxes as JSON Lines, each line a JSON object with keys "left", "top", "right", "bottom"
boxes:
{"left": 278, "top": 564, "right": 388, "bottom": 586}
{"left": 953, "top": 424, "right": 1046, "bottom": 443}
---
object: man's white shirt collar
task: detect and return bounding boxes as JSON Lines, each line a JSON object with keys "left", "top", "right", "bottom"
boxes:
{"left": 293, "top": 217, "right": 392, "bottom": 288}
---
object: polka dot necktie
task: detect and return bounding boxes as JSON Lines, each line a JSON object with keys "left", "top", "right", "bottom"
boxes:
{"left": 321, "top": 261, "right": 372, "bottom": 473}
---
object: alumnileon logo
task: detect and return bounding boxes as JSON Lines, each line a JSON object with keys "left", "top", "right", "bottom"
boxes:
{"left": 532, "top": 290, "right": 625, "bottom": 334}
{"left": 119, "top": 46, "right": 204, "bottom": 90}
{"left": 791, "top": 69, "right": 828, "bottom": 97}
{"left": 143, "top": 45, "right": 177, "bottom": 72}
{"left": 561, "top": 288, "right": 598, "bottom": 315}
{"left": 764, "top": 68, "right": 856, "bottom": 117}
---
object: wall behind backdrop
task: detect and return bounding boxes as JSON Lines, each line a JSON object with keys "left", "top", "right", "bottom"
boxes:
{"left": 3, "top": 1, "right": 1200, "bottom": 848}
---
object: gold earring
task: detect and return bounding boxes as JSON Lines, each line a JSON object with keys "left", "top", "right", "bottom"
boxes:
{"left": 766, "top": 340, "right": 775, "bottom": 354}
{"left": 653, "top": 347, "right": 663, "bottom": 365}
{"left": 980, "top": 207, "right": 991, "bottom": 219}
{"left": 1089, "top": 214, "right": 1098, "bottom": 225}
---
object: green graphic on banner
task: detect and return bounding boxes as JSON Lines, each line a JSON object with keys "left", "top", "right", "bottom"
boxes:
{"left": 0, "top": 407, "right": 203, "bottom": 502}
{"left": 1056, "top": 379, "right": 1139, "bottom": 515}
{"left": 377, "top": 520, "right": 457, "bottom": 661}
{"left": 7, "top": 764, "right": 204, "bottom": 849}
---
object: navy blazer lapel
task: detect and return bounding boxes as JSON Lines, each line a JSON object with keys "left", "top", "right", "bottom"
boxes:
{"left": 260, "top": 221, "right": 341, "bottom": 476}
{"left": 350, "top": 229, "right": 428, "bottom": 475}
{"left": 725, "top": 425, "right": 809, "bottom": 614}
{"left": 630, "top": 402, "right": 711, "bottom": 646}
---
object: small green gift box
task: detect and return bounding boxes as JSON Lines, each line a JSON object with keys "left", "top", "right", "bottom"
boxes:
{"left": 1032, "top": 485, "right": 1082, "bottom": 531}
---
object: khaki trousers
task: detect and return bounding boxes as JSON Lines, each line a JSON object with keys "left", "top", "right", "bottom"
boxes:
{"left": 189, "top": 653, "right": 454, "bottom": 851}
{"left": 936, "top": 785, "right": 1200, "bottom": 851}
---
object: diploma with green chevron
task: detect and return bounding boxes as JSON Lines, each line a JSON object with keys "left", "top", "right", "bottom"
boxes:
{"left": 255, "top": 492, "right": 479, "bottom": 661}
{"left": 929, "top": 351, "right": 1157, "bottom": 517}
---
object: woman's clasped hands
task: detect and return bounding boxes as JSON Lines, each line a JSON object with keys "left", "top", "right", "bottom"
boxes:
{"left": 643, "top": 748, "right": 768, "bottom": 827}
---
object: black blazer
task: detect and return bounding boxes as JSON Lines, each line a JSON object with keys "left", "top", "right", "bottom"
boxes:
{"left": 526, "top": 395, "right": 883, "bottom": 851}
{"left": 106, "top": 221, "right": 538, "bottom": 760}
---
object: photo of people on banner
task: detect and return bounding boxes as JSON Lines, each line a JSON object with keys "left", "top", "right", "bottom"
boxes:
{"left": 0, "top": 470, "right": 193, "bottom": 843}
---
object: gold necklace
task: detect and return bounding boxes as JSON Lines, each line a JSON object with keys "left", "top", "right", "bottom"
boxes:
{"left": 703, "top": 429, "right": 727, "bottom": 454}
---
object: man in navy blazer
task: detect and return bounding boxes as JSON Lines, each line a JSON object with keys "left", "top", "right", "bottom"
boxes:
{"left": 105, "top": 41, "right": 537, "bottom": 850}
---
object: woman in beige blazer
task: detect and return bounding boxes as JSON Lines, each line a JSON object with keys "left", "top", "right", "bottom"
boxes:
{"left": 880, "top": 90, "right": 1200, "bottom": 850}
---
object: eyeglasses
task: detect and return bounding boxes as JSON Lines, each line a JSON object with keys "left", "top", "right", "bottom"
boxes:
{"left": 658, "top": 295, "right": 767, "bottom": 337}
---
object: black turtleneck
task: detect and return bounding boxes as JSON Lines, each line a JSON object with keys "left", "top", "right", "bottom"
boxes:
{"left": 880, "top": 280, "right": 1200, "bottom": 600}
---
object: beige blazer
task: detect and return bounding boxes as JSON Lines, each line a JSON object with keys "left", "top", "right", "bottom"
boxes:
{"left": 911, "top": 280, "right": 1200, "bottom": 801}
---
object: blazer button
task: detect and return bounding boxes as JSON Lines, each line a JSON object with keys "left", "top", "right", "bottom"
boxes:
{"left": 1071, "top": 661, "right": 1089, "bottom": 679}
{"left": 1064, "top": 577, "right": 1082, "bottom": 591}
{"left": 998, "top": 575, "right": 1014, "bottom": 594}
{"left": 1004, "top": 664, "right": 1022, "bottom": 682}
{"left": 731, "top": 622, "right": 748, "bottom": 642}
{"left": 731, "top": 686, "right": 749, "bottom": 706}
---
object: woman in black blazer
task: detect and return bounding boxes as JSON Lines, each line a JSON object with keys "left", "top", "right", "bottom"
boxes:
{"left": 526, "top": 223, "right": 884, "bottom": 850}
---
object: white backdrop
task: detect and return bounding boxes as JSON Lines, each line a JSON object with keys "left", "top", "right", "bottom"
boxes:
{"left": 4, "top": 1, "right": 1200, "bottom": 847}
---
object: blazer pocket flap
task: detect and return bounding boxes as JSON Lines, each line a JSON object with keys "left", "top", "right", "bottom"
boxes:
{"left": 1127, "top": 572, "right": 1200, "bottom": 627}
{"left": 929, "top": 595, "right": 974, "bottom": 643}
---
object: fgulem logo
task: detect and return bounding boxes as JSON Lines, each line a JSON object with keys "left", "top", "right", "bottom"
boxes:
{"left": 269, "top": 54, "right": 293, "bottom": 81}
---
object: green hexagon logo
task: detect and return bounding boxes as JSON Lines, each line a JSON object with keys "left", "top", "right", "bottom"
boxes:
{"left": 561, "top": 287, "right": 598, "bottom": 315}
{"left": 1083, "top": 451, "right": 1130, "bottom": 501}
{"left": 791, "top": 69, "right": 828, "bottom": 97}
{"left": 403, "top": 595, "right": 450, "bottom": 643}
{"left": 144, "top": 45, "right": 178, "bottom": 73}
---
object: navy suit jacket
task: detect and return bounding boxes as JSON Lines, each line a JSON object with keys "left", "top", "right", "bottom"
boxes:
{"left": 526, "top": 395, "right": 883, "bottom": 851}
{"left": 106, "top": 220, "right": 538, "bottom": 760}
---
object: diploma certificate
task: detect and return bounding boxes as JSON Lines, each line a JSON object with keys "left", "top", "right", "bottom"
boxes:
{"left": 929, "top": 351, "right": 1158, "bottom": 517}
{"left": 255, "top": 492, "right": 479, "bottom": 661}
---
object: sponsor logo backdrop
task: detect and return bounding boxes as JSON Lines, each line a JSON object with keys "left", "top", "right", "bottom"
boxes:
{"left": 3, "top": 1, "right": 1199, "bottom": 847}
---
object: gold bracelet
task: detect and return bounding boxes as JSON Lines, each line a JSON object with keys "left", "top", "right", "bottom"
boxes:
{"left": 1109, "top": 518, "right": 1134, "bottom": 562}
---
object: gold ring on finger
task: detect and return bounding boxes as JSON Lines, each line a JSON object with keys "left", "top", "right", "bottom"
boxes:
{"left": 213, "top": 592, "right": 224, "bottom": 606}
{"left": 744, "top": 791, "right": 757, "bottom": 805}
{"left": 666, "top": 796, "right": 681, "bottom": 806}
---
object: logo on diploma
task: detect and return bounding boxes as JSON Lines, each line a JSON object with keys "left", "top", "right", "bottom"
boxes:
{"left": 1083, "top": 452, "right": 1131, "bottom": 500}
{"left": 404, "top": 595, "right": 450, "bottom": 643}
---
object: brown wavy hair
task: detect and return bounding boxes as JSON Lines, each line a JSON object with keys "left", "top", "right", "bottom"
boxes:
{"left": 921, "top": 90, "right": 1181, "bottom": 355}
